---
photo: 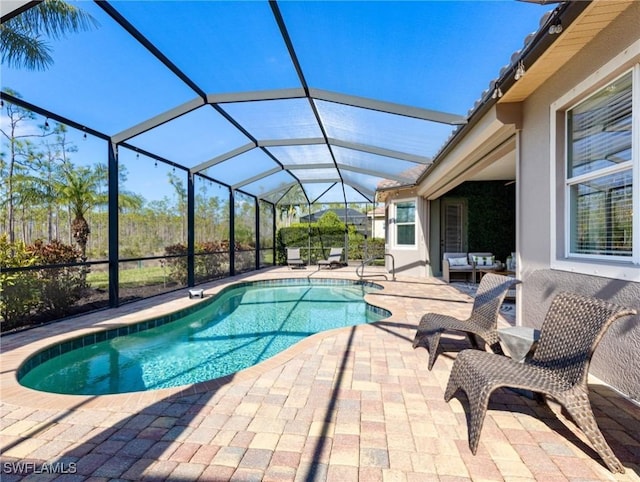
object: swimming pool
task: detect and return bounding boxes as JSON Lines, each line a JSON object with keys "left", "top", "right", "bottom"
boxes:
{"left": 18, "top": 279, "right": 388, "bottom": 395}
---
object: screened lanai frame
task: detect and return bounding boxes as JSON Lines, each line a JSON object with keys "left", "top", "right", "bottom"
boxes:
{"left": 1, "top": 0, "right": 473, "bottom": 311}
{"left": 2, "top": 1, "right": 467, "bottom": 201}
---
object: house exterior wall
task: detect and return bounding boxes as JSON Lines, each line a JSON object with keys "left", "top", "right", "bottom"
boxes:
{"left": 521, "top": 269, "right": 640, "bottom": 401}
{"left": 384, "top": 192, "right": 429, "bottom": 277}
{"left": 370, "top": 216, "right": 386, "bottom": 240}
{"left": 518, "top": 3, "right": 640, "bottom": 400}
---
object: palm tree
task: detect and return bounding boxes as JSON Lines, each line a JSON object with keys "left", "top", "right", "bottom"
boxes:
{"left": 59, "top": 165, "right": 106, "bottom": 261}
{"left": 1, "top": 0, "right": 97, "bottom": 71}
{"left": 59, "top": 163, "right": 143, "bottom": 261}
{"left": 279, "top": 204, "right": 298, "bottom": 228}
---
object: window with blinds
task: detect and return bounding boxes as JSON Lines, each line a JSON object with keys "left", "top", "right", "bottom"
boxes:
{"left": 395, "top": 200, "right": 416, "bottom": 246}
{"left": 566, "top": 71, "right": 633, "bottom": 257}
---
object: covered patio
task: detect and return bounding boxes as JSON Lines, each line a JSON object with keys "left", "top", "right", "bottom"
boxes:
{"left": 2, "top": 267, "right": 639, "bottom": 480}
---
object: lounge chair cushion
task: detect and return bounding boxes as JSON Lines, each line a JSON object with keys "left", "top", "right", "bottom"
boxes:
{"left": 287, "top": 248, "right": 305, "bottom": 268}
{"left": 317, "top": 248, "right": 343, "bottom": 269}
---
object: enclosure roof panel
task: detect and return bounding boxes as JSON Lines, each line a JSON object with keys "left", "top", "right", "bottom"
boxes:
{"left": 109, "top": 1, "right": 300, "bottom": 94}
{"left": 203, "top": 148, "right": 283, "bottom": 187}
{"left": 265, "top": 144, "right": 334, "bottom": 167}
{"left": 288, "top": 167, "right": 340, "bottom": 183}
{"left": 220, "top": 98, "right": 323, "bottom": 141}
{"left": 240, "top": 169, "right": 299, "bottom": 198}
{"left": 126, "top": 106, "right": 251, "bottom": 167}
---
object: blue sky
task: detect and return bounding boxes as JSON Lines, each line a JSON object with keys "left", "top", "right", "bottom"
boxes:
{"left": 1, "top": 0, "right": 552, "bottom": 203}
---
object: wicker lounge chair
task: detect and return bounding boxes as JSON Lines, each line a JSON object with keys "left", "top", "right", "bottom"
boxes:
{"left": 444, "top": 291, "right": 637, "bottom": 473}
{"left": 317, "top": 247, "right": 343, "bottom": 270}
{"left": 412, "top": 273, "right": 520, "bottom": 370}
{"left": 286, "top": 247, "right": 305, "bottom": 269}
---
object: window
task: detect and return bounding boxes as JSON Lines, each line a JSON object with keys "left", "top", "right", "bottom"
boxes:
{"left": 566, "top": 72, "right": 633, "bottom": 258}
{"left": 550, "top": 43, "right": 640, "bottom": 281}
{"left": 395, "top": 200, "right": 416, "bottom": 246}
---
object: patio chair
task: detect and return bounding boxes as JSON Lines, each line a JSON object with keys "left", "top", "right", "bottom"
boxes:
{"left": 442, "top": 252, "right": 473, "bottom": 283}
{"left": 412, "top": 273, "right": 520, "bottom": 370}
{"left": 286, "top": 247, "right": 305, "bottom": 269}
{"left": 444, "top": 291, "right": 637, "bottom": 474}
{"left": 317, "top": 247, "right": 343, "bottom": 270}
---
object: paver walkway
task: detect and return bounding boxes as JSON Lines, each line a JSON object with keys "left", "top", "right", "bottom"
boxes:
{"left": 1, "top": 267, "right": 639, "bottom": 481}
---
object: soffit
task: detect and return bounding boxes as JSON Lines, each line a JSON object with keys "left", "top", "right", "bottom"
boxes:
{"left": 502, "top": 0, "right": 634, "bottom": 103}
{"left": 420, "top": 124, "right": 516, "bottom": 200}
{"left": 415, "top": 104, "right": 517, "bottom": 200}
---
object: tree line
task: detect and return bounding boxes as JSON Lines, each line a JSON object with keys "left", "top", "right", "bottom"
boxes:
{"left": 0, "top": 94, "right": 261, "bottom": 331}
{"left": 0, "top": 92, "right": 268, "bottom": 264}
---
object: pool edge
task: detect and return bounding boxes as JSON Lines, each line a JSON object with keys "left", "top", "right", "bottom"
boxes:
{"left": 11, "top": 276, "right": 393, "bottom": 401}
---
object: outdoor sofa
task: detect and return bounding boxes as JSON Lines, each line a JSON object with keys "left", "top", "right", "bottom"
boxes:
{"left": 442, "top": 251, "right": 500, "bottom": 283}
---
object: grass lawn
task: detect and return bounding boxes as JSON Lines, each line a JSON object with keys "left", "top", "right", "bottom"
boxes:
{"left": 87, "top": 266, "right": 168, "bottom": 290}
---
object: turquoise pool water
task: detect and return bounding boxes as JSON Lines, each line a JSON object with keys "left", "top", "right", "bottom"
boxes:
{"left": 19, "top": 279, "right": 388, "bottom": 395}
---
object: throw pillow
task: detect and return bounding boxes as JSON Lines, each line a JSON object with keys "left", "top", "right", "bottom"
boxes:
{"left": 473, "top": 255, "right": 495, "bottom": 266}
{"left": 448, "top": 257, "right": 469, "bottom": 267}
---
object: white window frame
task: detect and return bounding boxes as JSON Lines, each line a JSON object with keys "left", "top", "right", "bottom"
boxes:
{"left": 566, "top": 71, "right": 634, "bottom": 261}
{"left": 550, "top": 40, "right": 640, "bottom": 282}
{"left": 392, "top": 198, "right": 417, "bottom": 248}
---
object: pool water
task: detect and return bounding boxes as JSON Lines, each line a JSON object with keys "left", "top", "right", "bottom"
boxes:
{"left": 19, "top": 281, "right": 387, "bottom": 395}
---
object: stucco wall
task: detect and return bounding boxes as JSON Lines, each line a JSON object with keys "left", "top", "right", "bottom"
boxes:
{"left": 521, "top": 270, "right": 640, "bottom": 402}
{"left": 518, "top": 3, "right": 640, "bottom": 399}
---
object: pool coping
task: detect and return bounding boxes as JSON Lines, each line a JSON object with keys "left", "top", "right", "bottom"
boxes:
{"left": 0, "top": 271, "right": 403, "bottom": 410}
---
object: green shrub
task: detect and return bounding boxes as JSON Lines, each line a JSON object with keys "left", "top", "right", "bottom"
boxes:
{"left": 316, "top": 211, "right": 343, "bottom": 227}
{"left": 29, "top": 239, "right": 88, "bottom": 318}
{"left": 276, "top": 212, "right": 386, "bottom": 265}
{"left": 164, "top": 243, "right": 188, "bottom": 284}
{"left": 166, "top": 241, "right": 247, "bottom": 283}
{"left": 1, "top": 237, "right": 91, "bottom": 330}
{"left": 0, "top": 234, "right": 40, "bottom": 330}
{"left": 196, "top": 241, "right": 230, "bottom": 281}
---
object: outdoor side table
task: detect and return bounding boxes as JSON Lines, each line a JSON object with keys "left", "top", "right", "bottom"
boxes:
{"left": 497, "top": 326, "right": 540, "bottom": 362}
{"left": 475, "top": 267, "right": 496, "bottom": 283}
{"left": 497, "top": 326, "right": 543, "bottom": 402}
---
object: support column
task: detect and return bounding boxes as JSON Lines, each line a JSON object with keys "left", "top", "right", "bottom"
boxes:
{"left": 307, "top": 202, "right": 311, "bottom": 265}
{"left": 515, "top": 129, "right": 522, "bottom": 324}
{"left": 108, "top": 141, "right": 119, "bottom": 307}
{"left": 272, "top": 202, "right": 276, "bottom": 266}
{"left": 255, "top": 197, "right": 260, "bottom": 270}
{"left": 187, "top": 172, "right": 195, "bottom": 287}
{"left": 229, "top": 189, "right": 235, "bottom": 276}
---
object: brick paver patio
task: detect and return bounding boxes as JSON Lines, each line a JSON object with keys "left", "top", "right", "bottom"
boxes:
{"left": 1, "top": 267, "right": 639, "bottom": 481}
